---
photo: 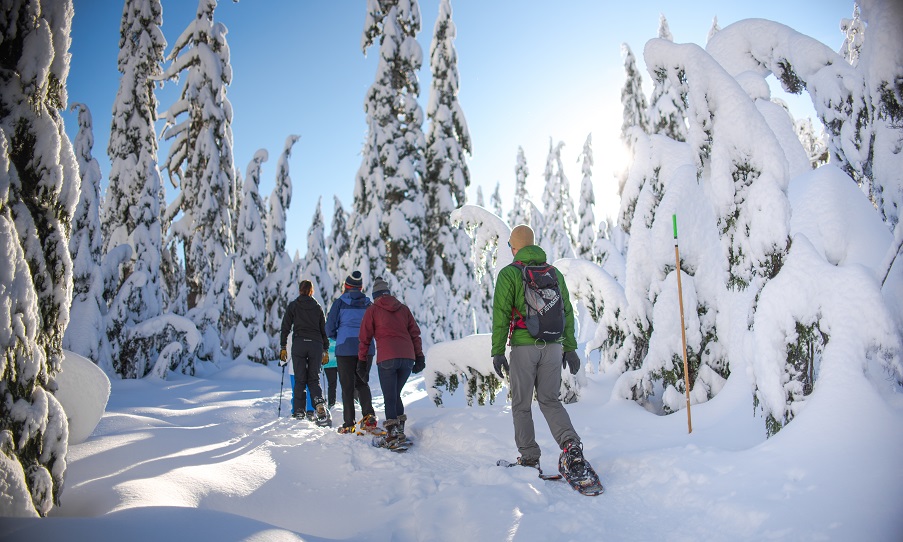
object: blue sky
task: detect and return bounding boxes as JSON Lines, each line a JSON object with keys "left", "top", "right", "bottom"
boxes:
{"left": 66, "top": 0, "right": 853, "bottom": 258}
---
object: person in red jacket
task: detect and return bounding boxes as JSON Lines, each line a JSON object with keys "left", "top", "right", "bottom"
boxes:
{"left": 358, "top": 276, "right": 425, "bottom": 447}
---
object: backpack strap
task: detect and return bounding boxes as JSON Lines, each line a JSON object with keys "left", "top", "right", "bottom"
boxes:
{"left": 506, "top": 261, "right": 532, "bottom": 344}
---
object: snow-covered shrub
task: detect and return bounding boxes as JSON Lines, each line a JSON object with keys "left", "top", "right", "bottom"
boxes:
{"left": 426, "top": 334, "right": 504, "bottom": 407}
{"left": 751, "top": 235, "right": 902, "bottom": 436}
{"left": 117, "top": 314, "right": 202, "bottom": 379}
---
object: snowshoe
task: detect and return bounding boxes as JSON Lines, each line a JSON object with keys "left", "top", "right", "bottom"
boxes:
{"left": 497, "top": 458, "right": 563, "bottom": 480}
{"left": 314, "top": 402, "right": 332, "bottom": 428}
{"left": 371, "top": 434, "right": 410, "bottom": 452}
{"left": 357, "top": 414, "right": 385, "bottom": 436}
{"left": 305, "top": 411, "right": 316, "bottom": 422}
{"left": 337, "top": 424, "right": 356, "bottom": 434}
{"left": 558, "top": 440, "right": 604, "bottom": 496}
{"left": 371, "top": 419, "right": 409, "bottom": 452}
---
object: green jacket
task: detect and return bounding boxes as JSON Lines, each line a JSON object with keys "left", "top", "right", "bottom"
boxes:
{"left": 491, "top": 245, "right": 577, "bottom": 356}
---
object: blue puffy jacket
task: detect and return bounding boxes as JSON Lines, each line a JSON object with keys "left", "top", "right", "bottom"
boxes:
{"left": 325, "top": 290, "right": 375, "bottom": 357}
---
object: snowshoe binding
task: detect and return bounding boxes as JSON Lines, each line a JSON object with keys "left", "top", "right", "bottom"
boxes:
{"left": 314, "top": 401, "right": 332, "bottom": 428}
{"left": 357, "top": 414, "right": 385, "bottom": 436}
{"left": 496, "top": 457, "right": 563, "bottom": 480}
{"left": 371, "top": 419, "right": 410, "bottom": 452}
{"left": 558, "top": 440, "right": 604, "bottom": 496}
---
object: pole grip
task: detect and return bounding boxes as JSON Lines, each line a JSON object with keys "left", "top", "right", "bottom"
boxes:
{"left": 672, "top": 214, "right": 678, "bottom": 239}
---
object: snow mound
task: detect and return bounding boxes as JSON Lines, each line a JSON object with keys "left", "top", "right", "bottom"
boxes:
{"left": 56, "top": 350, "right": 111, "bottom": 444}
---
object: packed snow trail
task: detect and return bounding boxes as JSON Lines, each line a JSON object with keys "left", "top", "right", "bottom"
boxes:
{"left": 24, "top": 358, "right": 903, "bottom": 542}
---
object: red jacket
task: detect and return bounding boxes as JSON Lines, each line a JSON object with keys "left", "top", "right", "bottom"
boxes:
{"left": 358, "top": 295, "right": 423, "bottom": 363}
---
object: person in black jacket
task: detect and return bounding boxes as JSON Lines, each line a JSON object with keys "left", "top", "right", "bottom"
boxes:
{"left": 280, "top": 280, "right": 329, "bottom": 421}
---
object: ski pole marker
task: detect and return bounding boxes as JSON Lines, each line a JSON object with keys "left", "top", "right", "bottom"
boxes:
{"left": 672, "top": 214, "right": 693, "bottom": 434}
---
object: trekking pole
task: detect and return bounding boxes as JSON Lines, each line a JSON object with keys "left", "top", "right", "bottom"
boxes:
{"left": 672, "top": 214, "right": 692, "bottom": 434}
{"left": 278, "top": 364, "right": 286, "bottom": 418}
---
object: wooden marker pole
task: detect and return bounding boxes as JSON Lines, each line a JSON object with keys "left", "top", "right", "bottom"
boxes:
{"left": 672, "top": 214, "right": 692, "bottom": 434}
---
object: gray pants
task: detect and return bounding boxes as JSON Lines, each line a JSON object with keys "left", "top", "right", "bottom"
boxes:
{"left": 509, "top": 343, "right": 579, "bottom": 460}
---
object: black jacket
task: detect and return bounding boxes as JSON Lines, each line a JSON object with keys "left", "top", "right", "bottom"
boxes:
{"left": 280, "top": 295, "right": 328, "bottom": 352}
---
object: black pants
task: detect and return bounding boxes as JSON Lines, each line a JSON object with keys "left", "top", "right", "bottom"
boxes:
{"left": 337, "top": 355, "right": 373, "bottom": 427}
{"left": 324, "top": 367, "right": 338, "bottom": 406}
{"left": 292, "top": 340, "right": 324, "bottom": 415}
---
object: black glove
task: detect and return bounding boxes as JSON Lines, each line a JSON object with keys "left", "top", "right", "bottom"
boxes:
{"left": 563, "top": 350, "right": 580, "bottom": 375}
{"left": 279, "top": 349, "right": 288, "bottom": 367}
{"left": 412, "top": 355, "right": 425, "bottom": 374}
{"left": 492, "top": 354, "right": 509, "bottom": 378}
{"left": 357, "top": 359, "right": 369, "bottom": 383}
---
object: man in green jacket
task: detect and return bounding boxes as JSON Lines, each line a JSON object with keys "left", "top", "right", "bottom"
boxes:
{"left": 491, "top": 224, "right": 585, "bottom": 470}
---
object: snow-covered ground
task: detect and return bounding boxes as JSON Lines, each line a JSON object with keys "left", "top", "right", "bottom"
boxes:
{"left": 2, "top": 344, "right": 901, "bottom": 541}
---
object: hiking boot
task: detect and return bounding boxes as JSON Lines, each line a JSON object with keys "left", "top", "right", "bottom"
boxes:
{"left": 559, "top": 439, "right": 588, "bottom": 478}
{"left": 305, "top": 411, "right": 316, "bottom": 421}
{"left": 397, "top": 414, "right": 407, "bottom": 439}
{"left": 384, "top": 419, "right": 399, "bottom": 440}
{"left": 515, "top": 456, "right": 540, "bottom": 469}
{"left": 291, "top": 411, "right": 305, "bottom": 419}
{"left": 360, "top": 414, "right": 380, "bottom": 434}
{"left": 337, "top": 424, "right": 355, "bottom": 434}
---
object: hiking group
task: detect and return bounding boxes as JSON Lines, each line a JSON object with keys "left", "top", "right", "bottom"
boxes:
{"left": 279, "top": 224, "right": 602, "bottom": 490}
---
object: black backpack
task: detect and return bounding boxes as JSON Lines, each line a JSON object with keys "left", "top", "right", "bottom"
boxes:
{"left": 509, "top": 261, "right": 565, "bottom": 341}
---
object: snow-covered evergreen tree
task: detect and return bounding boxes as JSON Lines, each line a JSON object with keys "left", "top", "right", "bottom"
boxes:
{"left": 326, "top": 195, "right": 350, "bottom": 292}
{"left": 262, "top": 135, "right": 299, "bottom": 354}
{"left": 576, "top": 134, "right": 597, "bottom": 261}
{"left": 839, "top": 2, "right": 864, "bottom": 67}
{"left": 620, "top": 43, "right": 651, "bottom": 145}
{"left": 233, "top": 150, "right": 269, "bottom": 363}
{"left": 160, "top": 0, "right": 237, "bottom": 361}
{"left": 647, "top": 14, "right": 688, "bottom": 142}
{"left": 706, "top": 16, "right": 720, "bottom": 45}
{"left": 707, "top": 9, "right": 903, "bottom": 229}
{"left": 64, "top": 104, "right": 108, "bottom": 369}
{"left": 0, "top": 0, "right": 77, "bottom": 516}
{"left": 267, "top": 135, "right": 298, "bottom": 273}
{"left": 490, "top": 181, "right": 503, "bottom": 217}
{"left": 360, "top": 0, "right": 428, "bottom": 310}
{"left": 612, "top": 36, "right": 794, "bottom": 415}
{"left": 425, "top": 0, "right": 473, "bottom": 341}
{"left": 105, "top": 0, "right": 170, "bottom": 377}
{"left": 794, "top": 117, "right": 829, "bottom": 169}
{"left": 302, "top": 198, "right": 334, "bottom": 307}
{"left": 540, "top": 139, "right": 576, "bottom": 261}
{"left": 507, "top": 146, "right": 530, "bottom": 228}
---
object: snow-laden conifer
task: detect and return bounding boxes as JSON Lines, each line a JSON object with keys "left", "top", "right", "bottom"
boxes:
{"left": 64, "top": 104, "right": 109, "bottom": 369}
{"left": 425, "top": 0, "right": 473, "bottom": 341}
{"left": 507, "top": 147, "right": 530, "bottom": 228}
{"left": 267, "top": 135, "right": 298, "bottom": 274}
{"left": 160, "top": 0, "right": 237, "bottom": 362}
{"left": 540, "top": 139, "right": 576, "bottom": 261}
{"left": 302, "top": 198, "right": 334, "bottom": 307}
{"left": 620, "top": 43, "right": 650, "bottom": 145}
{"left": 490, "top": 182, "right": 503, "bottom": 218}
{"left": 233, "top": 150, "right": 269, "bottom": 363}
{"left": 706, "top": 16, "right": 720, "bottom": 45}
{"left": 105, "top": 0, "right": 170, "bottom": 376}
{"left": 706, "top": 9, "right": 902, "bottom": 229}
{"left": 576, "top": 134, "right": 597, "bottom": 261}
{"left": 326, "top": 195, "right": 350, "bottom": 291}
{"left": 0, "top": 0, "right": 77, "bottom": 515}
{"left": 262, "top": 136, "right": 299, "bottom": 355}
{"left": 359, "top": 0, "right": 428, "bottom": 311}
{"left": 647, "top": 15, "right": 688, "bottom": 142}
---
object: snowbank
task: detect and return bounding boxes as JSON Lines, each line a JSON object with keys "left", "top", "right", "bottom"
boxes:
{"left": 55, "top": 351, "right": 111, "bottom": 444}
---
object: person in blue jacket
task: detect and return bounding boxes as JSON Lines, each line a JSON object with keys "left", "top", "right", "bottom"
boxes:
{"left": 326, "top": 271, "right": 377, "bottom": 434}
{"left": 323, "top": 338, "right": 338, "bottom": 408}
